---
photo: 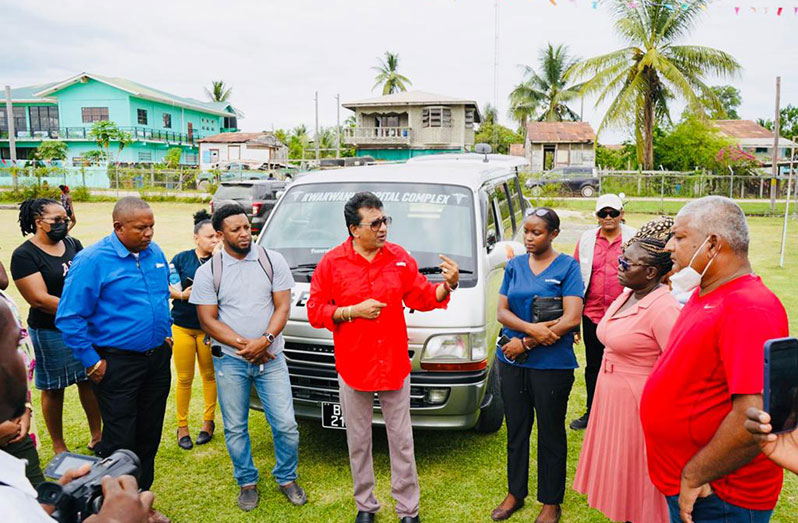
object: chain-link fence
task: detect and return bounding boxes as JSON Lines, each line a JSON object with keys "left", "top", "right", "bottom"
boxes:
{"left": 521, "top": 169, "right": 797, "bottom": 200}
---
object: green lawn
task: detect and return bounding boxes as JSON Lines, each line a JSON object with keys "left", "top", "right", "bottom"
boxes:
{"left": 1, "top": 202, "right": 796, "bottom": 522}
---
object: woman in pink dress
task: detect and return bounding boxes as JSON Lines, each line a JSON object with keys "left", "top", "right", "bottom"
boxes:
{"left": 573, "top": 217, "right": 681, "bottom": 523}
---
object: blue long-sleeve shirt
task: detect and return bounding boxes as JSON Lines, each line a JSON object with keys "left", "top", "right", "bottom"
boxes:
{"left": 56, "top": 232, "right": 172, "bottom": 368}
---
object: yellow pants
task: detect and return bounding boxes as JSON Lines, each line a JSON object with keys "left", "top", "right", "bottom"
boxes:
{"left": 172, "top": 325, "right": 217, "bottom": 428}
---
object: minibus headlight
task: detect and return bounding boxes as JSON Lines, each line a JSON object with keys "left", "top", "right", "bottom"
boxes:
{"left": 421, "top": 334, "right": 470, "bottom": 362}
{"left": 421, "top": 331, "right": 487, "bottom": 362}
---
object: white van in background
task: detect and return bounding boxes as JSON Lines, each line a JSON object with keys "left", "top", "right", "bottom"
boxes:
{"left": 254, "top": 152, "right": 529, "bottom": 432}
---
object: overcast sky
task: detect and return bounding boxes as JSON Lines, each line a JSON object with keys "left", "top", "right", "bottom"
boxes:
{"left": 4, "top": 0, "right": 796, "bottom": 143}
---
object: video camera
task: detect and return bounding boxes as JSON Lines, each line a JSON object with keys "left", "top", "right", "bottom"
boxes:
{"left": 36, "top": 449, "right": 140, "bottom": 523}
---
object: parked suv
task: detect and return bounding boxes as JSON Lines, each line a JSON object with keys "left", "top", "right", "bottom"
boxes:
{"left": 210, "top": 180, "right": 287, "bottom": 235}
{"left": 525, "top": 166, "right": 599, "bottom": 197}
{"left": 254, "top": 152, "right": 531, "bottom": 432}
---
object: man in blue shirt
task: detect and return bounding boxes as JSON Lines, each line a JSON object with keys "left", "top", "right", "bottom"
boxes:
{"left": 56, "top": 197, "right": 172, "bottom": 504}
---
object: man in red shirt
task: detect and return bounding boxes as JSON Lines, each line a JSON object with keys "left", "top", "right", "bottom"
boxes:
{"left": 640, "top": 196, "right": 788, "bottom": 523}
{"left": 307, "top": 192, "right": 459, "bottom": 523}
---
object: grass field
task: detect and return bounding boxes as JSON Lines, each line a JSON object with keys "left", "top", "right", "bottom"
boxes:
{"left": 0, "top": 201, "right": 796, "bottom": 522}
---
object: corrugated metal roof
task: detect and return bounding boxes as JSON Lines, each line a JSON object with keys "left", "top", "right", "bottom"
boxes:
{"left": 198, "top": 132, "right": 283, "bottom": 146}
{"left": 18, "top": 73, "right": 239, "bottom": 117}
{"left": 713, "top": 120, "right": 774, "bottom": 139}
{"left": 713, "top": 120, "right": 796, "bottom": 146}
{"left": 343, "top": 90, "right": 478, "bottom": 108}
{"left": 527, "top": 121, "right": 595, "bottom": 143}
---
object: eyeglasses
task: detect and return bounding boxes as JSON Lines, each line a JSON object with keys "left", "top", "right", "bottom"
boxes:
{"left": 597, "top": 209, "right": 621, "bottom": 219}
{"left": 358, "top": 216, "right": 392, "bottom": 231}
{"left": 617, "top": 255, "right": 651, "bottom": 272}
{"left": 41, "top": 217, "right": 71, "bottom": 225}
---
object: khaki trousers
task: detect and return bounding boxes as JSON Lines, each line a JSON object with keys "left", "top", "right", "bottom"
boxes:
{"left": 338, "top": 374, "right": 419, "bottom": 518}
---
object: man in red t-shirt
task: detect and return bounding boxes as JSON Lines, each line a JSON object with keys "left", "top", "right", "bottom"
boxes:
{"left": 308, "top": 192, "right": 459, "bottom": 523}
{"left": 640, "top": 196, "right": 788, "bottom": 523}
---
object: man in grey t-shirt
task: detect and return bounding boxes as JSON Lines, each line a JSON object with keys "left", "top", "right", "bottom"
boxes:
{"left": 190, "top": 204, "right": 306, "bottom": 512}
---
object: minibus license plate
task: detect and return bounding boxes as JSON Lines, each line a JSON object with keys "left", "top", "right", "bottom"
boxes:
{"left": 322, "top": 402, "right": 346, "bottom": 430}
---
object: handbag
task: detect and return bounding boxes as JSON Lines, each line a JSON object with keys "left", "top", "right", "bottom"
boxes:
{"left": 531, "top": 296, "right": 563, "bottom": 323}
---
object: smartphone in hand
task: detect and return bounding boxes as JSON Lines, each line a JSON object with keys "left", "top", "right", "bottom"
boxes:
{"left": 764, "top": 337, "right": 798, "bottom": 434}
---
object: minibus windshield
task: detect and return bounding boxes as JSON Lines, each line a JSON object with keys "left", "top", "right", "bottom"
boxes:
{"left": 259, "top": 182, "right": 477, "bottom": 285}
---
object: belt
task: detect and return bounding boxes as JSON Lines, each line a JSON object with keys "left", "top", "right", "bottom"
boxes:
{"left": 96, "top": 342, "right": 166, "bottom": 357}
{"left": 602, "top": 358, "right": 653, "bottom": 376}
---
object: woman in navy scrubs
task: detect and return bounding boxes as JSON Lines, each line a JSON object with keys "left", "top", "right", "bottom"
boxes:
{"left": 490, "top": 208, "right": 584, "bottom": 523}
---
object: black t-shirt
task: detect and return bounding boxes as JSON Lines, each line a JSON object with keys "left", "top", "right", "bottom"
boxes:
{"left": 10, "top": 236, "right": 83, "bottom": 329}
{"left": 170, "top": 249, "right": 211, "bottom": 330}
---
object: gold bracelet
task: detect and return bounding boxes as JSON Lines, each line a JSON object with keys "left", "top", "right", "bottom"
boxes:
{"left": 347, "top": 306, "right": 353, "bottom": 323}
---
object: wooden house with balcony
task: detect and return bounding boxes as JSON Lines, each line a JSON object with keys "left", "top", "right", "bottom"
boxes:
{"left": 342, "top": 91, "right": 480, "bottom": 161}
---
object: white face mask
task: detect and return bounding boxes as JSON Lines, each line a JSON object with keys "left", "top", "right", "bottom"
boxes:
{"left": 669, "top": 236, "right": 719, "bottom": 296}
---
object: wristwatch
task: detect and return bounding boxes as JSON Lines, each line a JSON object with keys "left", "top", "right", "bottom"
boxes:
{"left": 264, "top": 332, "right": 276, "bottom": 344}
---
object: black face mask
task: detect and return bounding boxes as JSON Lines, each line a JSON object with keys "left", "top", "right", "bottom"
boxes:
{"left": 45, "top": 221, "right": 68, "bottom": 242}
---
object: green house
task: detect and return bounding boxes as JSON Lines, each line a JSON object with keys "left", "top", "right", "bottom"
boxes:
{"left": 1, "top": 73, "right": 241, "bottom": 166}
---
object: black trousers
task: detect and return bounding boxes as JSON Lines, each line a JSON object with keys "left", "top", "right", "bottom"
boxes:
{"left": 499, "top": 360, "right": 574, "bottom": 504}
{"left": 582, "top": 315, "right": 605, "bottom": 416}
{"left": 93, "top": 343, "right": 171, "bottom": 491}
{"left": 2, "top": 435, "right": 45, "bottom": 488}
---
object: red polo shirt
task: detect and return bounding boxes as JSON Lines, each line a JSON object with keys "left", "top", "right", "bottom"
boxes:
{"left": 640, "top": 274, "right": 788, "bottom": 510}
{"left": 307, "top": 238, "right": 449, "bottom": 391}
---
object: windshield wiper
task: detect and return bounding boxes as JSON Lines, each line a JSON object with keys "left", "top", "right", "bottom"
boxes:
{"left": 290, "top": 263, "right": 318, "bottom": 271}
{"left": 417, "top": 266, "right": 473, "bottom": 275}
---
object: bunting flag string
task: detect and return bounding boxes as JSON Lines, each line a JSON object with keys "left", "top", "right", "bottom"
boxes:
{"left": 541, "top": 0, "right": 798, "bottom": 14}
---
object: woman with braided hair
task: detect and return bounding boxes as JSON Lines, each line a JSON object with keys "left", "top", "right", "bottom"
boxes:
{"left": 573, "top": 216, "right": 681, "bottom": 523}
{"left": 10, "top": 198, "right": 102, "bottom": 455}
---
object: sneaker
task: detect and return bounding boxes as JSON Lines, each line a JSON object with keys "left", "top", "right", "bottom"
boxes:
{"left": 237, "top": 486, "right": 259, "bottom": 511}
{"left": 569, "top": 413, "right": 589, "bottom": 430}
{"left": 279, "top": 481, "right": 307, "bottom": 506}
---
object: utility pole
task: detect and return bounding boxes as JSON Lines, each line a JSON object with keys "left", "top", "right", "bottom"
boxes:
{"left": 779, "top": 140, "right": 795, "bottom": 268}
{"left": 336, "top": 93, "right": 341, "bottom": 158}
{"left": 492, "top": 0, "right": 499, "bottom": 151}
{"left": 4, "top": 85, "right": 18, "bottom": 190}
{"left": 314, "top": 91, "right": 320, "bottom": 162}
{"left": 770, "top": 76, "right": 780, "bottom": 213}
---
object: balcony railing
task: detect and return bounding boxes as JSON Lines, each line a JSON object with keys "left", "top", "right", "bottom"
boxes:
{"left": 343, "top": 127, "right": 411, "bottom": 145}
{"left": 1, "top": 126, "right": 204, "bottom": 146}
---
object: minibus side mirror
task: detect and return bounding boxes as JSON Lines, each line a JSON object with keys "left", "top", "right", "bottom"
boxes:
{"left": 487, "top": 241, "right": 525, "bottom": 270}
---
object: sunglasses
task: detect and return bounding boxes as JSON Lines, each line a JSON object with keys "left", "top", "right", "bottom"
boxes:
{"left": 525, "top": 208, "right": 551, "bottom": 218}
{"left": 617, "top": 255, "right": 651, "bottom": 272}
{"left": 597, "top": 209, "right": 621, "bottom": 219}
{"left": 358, "top": 216, "right": 392, "bottom": 231}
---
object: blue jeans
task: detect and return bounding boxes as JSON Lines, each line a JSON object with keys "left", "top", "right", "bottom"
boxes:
{"left": 213, "top": 352, "right": 299, "bottom": 486}
{"left": 666, "top": 494, "right": 773, "bottom": 523}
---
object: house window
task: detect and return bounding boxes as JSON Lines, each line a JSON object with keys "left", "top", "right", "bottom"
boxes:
{"left": 138, "top": 151, "right": 153, "bottom": 162}
{"left": 377, "top": 115, "right": 400, "bottom": 128}
{"left": 1, "top": 107, "right": 28, "bottom": 133}
{"left": 422, "top": 107, "right": 452, "bottom": 128}
{"left": 81, "top": 107, "right": 109, "bottom": 123}
{"left": 163, "top": 114, "right": 172, "bottom": 128}
{"left": 465, "top": 109, "right": 475, "bottom": 129}
{"left": 223, "top": 116, "right": 237, "bottom": 129}
{"left": 29, "top": 106, "right": 60, "bottom": 133}
{"left": 137, "top": 109, "right": 148, "bottom": 126}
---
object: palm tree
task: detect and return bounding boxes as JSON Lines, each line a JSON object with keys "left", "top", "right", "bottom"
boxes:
{"left": 481, "top": 103, "right": 498, "bottom": 127}
{"left": 205, "top": 80, "right": 232, "bottom": 102}
{"left": 372, "top": 52, "right": 412, "bottom": 95}
{"left": 508, "top": 43, "right": 583, "bottom": 131}
{"left": 566, "top": 0, "right": 740, "bottom": 169}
